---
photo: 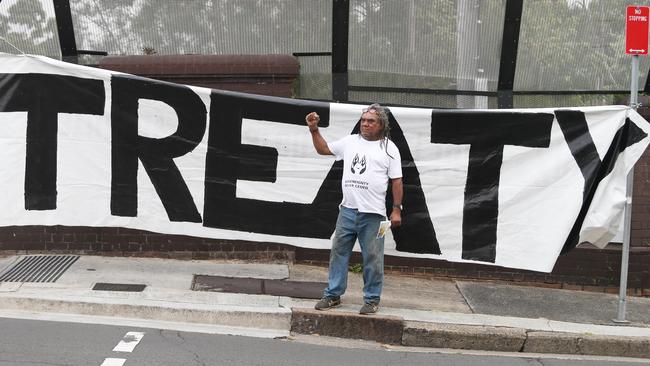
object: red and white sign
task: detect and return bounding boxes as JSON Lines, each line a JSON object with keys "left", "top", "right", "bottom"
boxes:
{"left": 626, "top": 6, "right": 649, "bottom": 55}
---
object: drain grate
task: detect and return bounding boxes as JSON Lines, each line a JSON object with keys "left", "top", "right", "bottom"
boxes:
{"left": 192, "top": 275, "right": 326, "bottom": 299}
{"left": 0, "top": 255, "right": 80, "bottom": 283}
{"left": 93, "top": 283, "right": 146, "bottom": 292}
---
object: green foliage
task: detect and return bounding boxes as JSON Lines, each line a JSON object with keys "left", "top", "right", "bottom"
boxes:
{"left": 349, "top": 263, "right": 363, "bottom": 273}
{"left": 71, "top": 0, "right": 330, "bottom": 55}
{"left": 349, "top": 0, "right": 459, "bottom": 83}
{"left": 516, "top": 0, "right": 636, "bottom": 92}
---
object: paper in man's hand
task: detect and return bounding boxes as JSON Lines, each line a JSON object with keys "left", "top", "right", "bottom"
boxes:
{"left": 377, "top": 220, "right": 391, "bottom": 238}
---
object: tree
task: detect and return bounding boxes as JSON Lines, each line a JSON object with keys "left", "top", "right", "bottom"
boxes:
{"left": 70, "top": 0, "right": 331, "bottom": 55}
{"left": 70, "top": 0, "right": 142, "bottom": 55}
{"left": 0, "top": 0, "right": 58, "bottom": 58}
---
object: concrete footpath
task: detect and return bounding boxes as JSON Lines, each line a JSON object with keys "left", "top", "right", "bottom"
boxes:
{"left": 0, "top": 254, "right": 649, "bottom": 359}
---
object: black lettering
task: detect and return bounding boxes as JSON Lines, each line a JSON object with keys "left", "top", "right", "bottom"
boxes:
{"left": 0, "top": 74, "right": 105, "bottom": 210}
{"left": 204, "top": 95, "right": 441, "bottom": 252}
{"left": 203, "top": 91, "right": 334, "bottom": 237}
{"left": 432, "top": 111, "right": 554, "bottom": 262}
{"left": 555, "top": 111, "right": 647, "bottom": 253}
{"left": 110, "top": 75, "right": 206, "bottom": 222}
{"left": 555, "top": 110, "right": 601, "bottom": 201}
{"left": 380, "top": 111, "right": 441, "bottom": 254}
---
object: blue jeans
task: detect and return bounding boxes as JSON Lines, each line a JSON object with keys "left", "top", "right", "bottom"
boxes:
{"left": 323, "top": 206, "right": 385, "bottom": 303}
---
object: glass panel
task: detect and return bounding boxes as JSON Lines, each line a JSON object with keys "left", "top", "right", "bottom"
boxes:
{"left": 296, "top": 55, "right": 332, "bottom": 100}
{"left": 516, "top": 0, "right": 650, "bottom": 92}
{"left": 4, "top": 0, "right": 644, "bottom": 109}
{"left": 349, "top": 90, "right": 498, "bottom": 109}
{"left": 513, "top": 93, "right": 626, "bottom": 108}
{"left": 349, "top": 0, "right": 506, "bottom": 96}
{"left": 0, "top": 0, "right": 60, "bottom": 59}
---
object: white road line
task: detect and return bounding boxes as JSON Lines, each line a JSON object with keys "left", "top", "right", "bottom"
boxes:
{"left": 113, "top": 331, "right": 145, "bottom": 353}
{"left": 100, "top": 358, "right": 126, "bottom": 366}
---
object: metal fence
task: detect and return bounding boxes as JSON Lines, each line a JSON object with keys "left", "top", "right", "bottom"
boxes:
{"left": 0, "top": 0, "right": 648, "bottom": 108}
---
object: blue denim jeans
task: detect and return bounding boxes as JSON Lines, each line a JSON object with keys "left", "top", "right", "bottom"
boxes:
{"left": 323, "top": 206, "right": 385, "bottom": 303}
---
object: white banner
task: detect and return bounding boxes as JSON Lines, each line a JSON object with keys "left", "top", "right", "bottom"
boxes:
{"left": 0, "top": 53, "right": 648, "bottom": 272}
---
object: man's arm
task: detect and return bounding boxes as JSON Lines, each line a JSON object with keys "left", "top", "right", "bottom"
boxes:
{"left": 306, "top": 112, "right": 332, "bottom": 155}
{"left": 389, "top": 178, "right": 403, "bottom": 228}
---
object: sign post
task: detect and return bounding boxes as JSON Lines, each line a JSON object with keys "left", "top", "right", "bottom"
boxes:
{"left": 626, "top": 6, "right": 649, "bottom": 56}
{"left": 614, "top": 5, "right": 649, "bottom": 324}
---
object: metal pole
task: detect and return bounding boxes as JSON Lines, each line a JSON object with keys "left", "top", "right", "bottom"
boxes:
{"left": 613, "top": 54, "right": 638, "bottom": 324}
{"left": 331, "top": 0, "right": 349, "bottom": 102}
{"left": 53, "top": 0, "right": 79, "bottom": 64}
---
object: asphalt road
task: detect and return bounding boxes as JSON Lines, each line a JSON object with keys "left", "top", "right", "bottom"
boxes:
{"left": 0, "top": 317, "right": 647, "bottom": 366}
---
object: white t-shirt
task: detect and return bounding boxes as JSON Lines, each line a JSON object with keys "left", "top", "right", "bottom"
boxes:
{"left": 328, "top": 134, "right": 402, "bottom": 217}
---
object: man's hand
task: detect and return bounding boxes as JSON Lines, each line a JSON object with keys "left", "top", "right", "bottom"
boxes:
{"left": 306, "top": 112, "right": 320, "bottom": 132}
{"left": 390, "top": 208, "right": 402, "bottom": 228}
{"left": 305, "top": 111, "right": 332, "bottom": 155}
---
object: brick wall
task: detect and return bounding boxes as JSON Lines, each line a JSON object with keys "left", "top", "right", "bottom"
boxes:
{"left": 632, "top": 154, "right": 650, "bottom": 247}
{"left": 0, "top": 226, "right": 293, "bottom": 262}
{"left": 1, "top": 225, "right": 648, "bottom": 296}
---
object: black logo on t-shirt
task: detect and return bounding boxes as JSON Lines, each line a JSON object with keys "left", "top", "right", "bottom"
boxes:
{"left": 351, "top": 153, "right": 366, "bottom": 175}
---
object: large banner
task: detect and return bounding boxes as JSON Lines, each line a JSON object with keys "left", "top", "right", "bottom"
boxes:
{"left": 0, "top": 53, "right": 648, "bottom": 272}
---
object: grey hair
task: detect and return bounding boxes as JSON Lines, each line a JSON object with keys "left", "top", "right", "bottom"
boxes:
{"left": 364, "top": 103, "right": 391, "bottom": 140}
{"left": 363, "top": 103, "right": 395, "bottom": 158}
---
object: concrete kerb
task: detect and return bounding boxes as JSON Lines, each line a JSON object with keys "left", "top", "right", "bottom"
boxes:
{"left": 1, "top": 289, "right": 649, "bottom": 358}
{"left": 402, "top": 321, "right": 526, "bottom": 352}
{"left": 291, "top": 308, "right": 404, "bottom": 345}
{"left": 0, "top": 255, "right": 648, "bottom": 358}
{"left": 289, "top": 308, "right": 650, "bottom": 358}
{"left": 523, "top": 331, "right": 650, "bottom": 359}
{"left": 0, "top": 294, "right": 292, "bottom": 331}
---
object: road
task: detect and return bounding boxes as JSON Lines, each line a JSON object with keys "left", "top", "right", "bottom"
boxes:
{"left": 0, "top": 316, "right": 647, "bottom": 366}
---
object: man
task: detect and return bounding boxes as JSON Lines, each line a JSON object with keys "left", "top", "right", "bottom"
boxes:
{"left": 305, "top": 103, "right": 403, "bottom": 315}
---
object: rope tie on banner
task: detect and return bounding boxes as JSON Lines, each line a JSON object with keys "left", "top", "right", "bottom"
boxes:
{"left": 0, "top": 36, "right": 26, "bottom": 55}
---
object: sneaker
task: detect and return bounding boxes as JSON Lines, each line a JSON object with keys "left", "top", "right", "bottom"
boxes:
{"left": 314, "top": 297, "right": 341, "bottom": 310}
{"left": 359, "top": 301, "right": 379, "bottom": 315}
